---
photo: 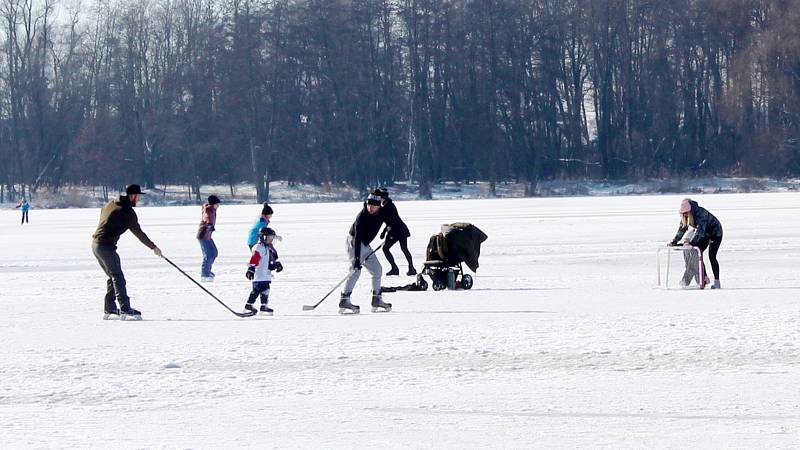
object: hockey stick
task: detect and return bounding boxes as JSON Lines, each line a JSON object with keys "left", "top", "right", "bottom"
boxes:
{"left": 302, "top": 243, "right": 384, "bottom": 311}
{"left": 162, "top": 256, "right": 256, "bottom": 317}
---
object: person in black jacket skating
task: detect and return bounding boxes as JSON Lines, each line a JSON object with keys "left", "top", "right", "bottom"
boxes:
{"left": 92, "top": 184, "right": 163, "bottom": 320}
{"left": 339, "top": 189, "right": 392, "bottom": 313}
{"left": 379, "top": 188, "right": 416, "bottom": 276}
{"left": 669, "top": 198, "right": 723, "bottom": 289}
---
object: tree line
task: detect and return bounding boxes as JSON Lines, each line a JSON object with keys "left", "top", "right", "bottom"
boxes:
{"left": 1, "top": 0, "right": 799, "bottom": 202}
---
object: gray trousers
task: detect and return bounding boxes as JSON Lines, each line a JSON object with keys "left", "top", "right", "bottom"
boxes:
{"left": 343, "top": 236, "right": 382, "bottom": 295}
{"left": 92, "top": 242, "right": 130, "bottom": 311}
{"left": 681, "top": 249, "right": 702, "bottom": 285}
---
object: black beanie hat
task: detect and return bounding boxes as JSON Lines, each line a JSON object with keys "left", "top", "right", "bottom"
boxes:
{"left": 262, "top": 202, "right": 274, "bottom": 215}
{"left": 125, "top": 184, "right": 145, "bottom": 195}
{"left": 367, "top": 189, "right": 383, "bottom": 206}
{"left": 379, "top": 188, "right": 389, "bottom": 199}
{"left": 207, "top": 195, "right": 220, "bottom": 205}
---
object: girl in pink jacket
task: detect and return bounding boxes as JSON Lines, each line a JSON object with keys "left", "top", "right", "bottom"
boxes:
{"left": 198, "top": 195, "right": 220, "bottom": 281}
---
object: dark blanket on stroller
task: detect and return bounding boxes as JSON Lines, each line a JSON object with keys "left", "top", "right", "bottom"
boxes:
{"left": 441, "top": 222, "right": 488, "bottom": 272}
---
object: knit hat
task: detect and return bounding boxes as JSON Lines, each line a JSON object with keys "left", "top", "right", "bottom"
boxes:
{"left": 207, "top": 195, "right": 221, "bottom": 205}
{"left": 367, "top": 189, "right": 383, "bottom": 206}
{"left": 262, "top": 203, "right": 274, "bottom": 215}
{"left": 679, "top": 198, "right": 692, "bottom": 214}
{"left": 259, "top": 227, "right": 276, "bottom": 238}
{"left": 379, "top": 188, "right": 389, "bottom": 199}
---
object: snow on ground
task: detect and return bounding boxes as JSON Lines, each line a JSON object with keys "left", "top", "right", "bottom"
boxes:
{"left": 1, "top": 193, "right": 799, "bottom": 449}
{"left": 4, "top": 176, "right": 800, "bottom": 210}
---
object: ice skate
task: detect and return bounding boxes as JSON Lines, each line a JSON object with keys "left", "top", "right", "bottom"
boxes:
{"left": 119, "top": 306, "right": 142, "bottom": 321}
{"left": 370, "top": 291, "right": 392, "bottom": 313}
{"left": 385, "top": 267, "right": 400, "bottom": 276}
{"left": 201, "top": 275, "right": 215, "bottom": 282}
{"left": 406, "top": 267, "right": 417, "bottom": 276}
{"left": 103, "top": 308, "right": 120, "bottom": 320}
{"left": 338, "top": 293, "right": 360, "bottom": 315}
{"left": 710, "top": 279, "right": 721, "bottom": 289}
{"left": 259, "top": 304, "right": 274, "bottom": 316}
{"left": 244, "top": 303, "right": 258, "bottom": 315}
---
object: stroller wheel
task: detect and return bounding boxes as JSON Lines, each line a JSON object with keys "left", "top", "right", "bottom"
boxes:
{"left": 432, "top": 280, "right": 447, "bottom": 291}
{"left": 416, "top": 275, "right": 429, "bottom": 291}
{"left": 461, "top": 274, "right": 473, "bottom": 290}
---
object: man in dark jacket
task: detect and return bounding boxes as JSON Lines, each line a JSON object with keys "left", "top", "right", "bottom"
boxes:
{"left": 92, "top": 184, "right": 162, "bottom": 320}
{"left": 339, "top": 189, "right": 392, "bottom": 314}
{"left": 379, "top": 188, "right": 416, "bottom": 276}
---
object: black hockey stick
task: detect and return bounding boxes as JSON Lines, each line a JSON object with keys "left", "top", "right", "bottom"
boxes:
{"left": 162, "top": 256, "right": 256, "bottom": 317}
{"left": 302, "top": 243, "right": 384, "bottom": 311}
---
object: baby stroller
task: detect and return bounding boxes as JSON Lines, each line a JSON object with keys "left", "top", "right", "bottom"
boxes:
{"left": 419, "top": 223, "right": 488, "bottom": 291}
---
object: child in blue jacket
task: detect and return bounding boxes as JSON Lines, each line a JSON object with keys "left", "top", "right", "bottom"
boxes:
{"left": 247, "top": 203, "right": 273, "bottom": 249}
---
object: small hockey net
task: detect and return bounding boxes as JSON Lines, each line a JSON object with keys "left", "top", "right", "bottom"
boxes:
{"left": 656, "top": 246, "right": 705, "bottom": 289}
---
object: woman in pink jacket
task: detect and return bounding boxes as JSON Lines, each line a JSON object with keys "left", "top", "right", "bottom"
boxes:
{"left": 198, "top": 195, "right": 221, "bottom": 281}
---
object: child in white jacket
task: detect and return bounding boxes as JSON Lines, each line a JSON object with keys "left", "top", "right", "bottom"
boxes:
{"left": 244, "top": 227, "right": 283, "bottom": 315}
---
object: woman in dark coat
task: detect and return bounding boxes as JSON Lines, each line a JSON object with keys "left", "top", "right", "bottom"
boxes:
{"left": 379, "top": 189, "right": 416, "bottom": 276}
{"left": 669, "top": 198, "right": 723, "bottom": 289}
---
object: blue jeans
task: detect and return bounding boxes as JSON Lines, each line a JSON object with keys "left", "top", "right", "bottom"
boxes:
{"left": 198, "top": 239, "right": 218, "bottom": 277}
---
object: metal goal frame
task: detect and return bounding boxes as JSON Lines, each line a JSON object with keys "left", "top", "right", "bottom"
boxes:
{"left": 656, "top": 245, "right": 704, "bottom": 289}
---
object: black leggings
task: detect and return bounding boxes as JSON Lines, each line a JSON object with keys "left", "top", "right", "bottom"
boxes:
{"left": 697, "top": 234, "right": 722, "bottom": 280}
{"left": 383, "top": 235, "right": 414, "bottom": 270}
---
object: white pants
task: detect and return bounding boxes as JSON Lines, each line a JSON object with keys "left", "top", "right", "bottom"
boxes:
{"left": 343, "top": 236, "right": 382, "bottom": 295}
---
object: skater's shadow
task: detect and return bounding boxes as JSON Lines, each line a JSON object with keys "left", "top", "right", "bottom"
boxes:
{"left": 145, "top": 318, "right": 257, "bottom": 322}
{"left": 468, "top": 287, "right": 568, "bottom": 292}
{"left": 395, "top": 310, "right": 554, "bottom": 315}
{"left": 146, "top": 315, "right": 379, "bottom": 321}
{"left": 716, "top": 286, "right": 800, "bottom": 291}
{"left": 658, "top": 286, "right": 800, "bottom": 291}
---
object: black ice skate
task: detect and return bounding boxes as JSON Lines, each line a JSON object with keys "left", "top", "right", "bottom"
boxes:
{"left": 244, "top": 303, "right": 258, "bottom": 316}
{"left": 259, "top": 304, "right": 274, "bottom": 316}
{"left": 371, "top": 291, "right": 392, "bottom": 313}
{"left": 406, "top": 267, "right": 417, "bottom": 276}
{"left": 385, "top": 267, "right": 400, "bottom": 276}
{"left": 338, "top": 293, "right": 360, "bottom": 315}
{"left": 119, "top": 306, "right": 142, "bottom": 321}
{"left": 103, "top": 308, "right": 120, "bottom": 320}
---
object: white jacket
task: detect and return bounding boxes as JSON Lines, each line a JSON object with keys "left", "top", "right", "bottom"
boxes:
{"left": 248, "top": 242, "right": 279, "bottom": 282}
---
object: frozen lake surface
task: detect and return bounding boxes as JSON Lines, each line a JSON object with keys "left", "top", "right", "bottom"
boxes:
{"left": 1, "top": 193, "right": 799, "bottom": 448}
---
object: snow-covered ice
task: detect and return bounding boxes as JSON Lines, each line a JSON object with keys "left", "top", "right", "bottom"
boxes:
{"left": 1, "top": 193, "right": 799, "bottom": 448}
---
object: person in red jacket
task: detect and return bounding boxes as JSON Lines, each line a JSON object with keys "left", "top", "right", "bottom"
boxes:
{"left": 198, "top": 195, "right": 220, "bottom": 282}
